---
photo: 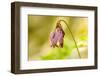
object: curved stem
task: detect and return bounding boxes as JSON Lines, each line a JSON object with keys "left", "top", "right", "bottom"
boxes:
{"left": 58, "top": 20, "right": 81, "bottom": 58}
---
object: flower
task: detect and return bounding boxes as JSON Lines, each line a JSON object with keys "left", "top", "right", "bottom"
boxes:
{"left": 50, "top": 23, "right": 65, "bottom": 48}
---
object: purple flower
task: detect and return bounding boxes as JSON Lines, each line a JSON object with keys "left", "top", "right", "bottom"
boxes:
{"left": 50, "top": 30, "right": 65, "bottom": 48}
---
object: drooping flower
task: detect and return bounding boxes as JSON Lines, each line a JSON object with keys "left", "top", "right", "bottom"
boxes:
{"left": 50, "top": 22, "right": 65, "bottom": 48}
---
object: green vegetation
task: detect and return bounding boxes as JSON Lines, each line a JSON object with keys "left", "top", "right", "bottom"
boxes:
{"left": 28, "top": 15, "right": 88, "bottom": 60}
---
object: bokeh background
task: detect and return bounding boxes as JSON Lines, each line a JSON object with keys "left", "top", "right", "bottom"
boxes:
{"left": 28, "top": 15, "right": 88, "bottom": 60}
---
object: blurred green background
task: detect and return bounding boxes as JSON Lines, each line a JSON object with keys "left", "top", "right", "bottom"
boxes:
{"left": 28, "top": 15, "right": 88, "bottom": 60}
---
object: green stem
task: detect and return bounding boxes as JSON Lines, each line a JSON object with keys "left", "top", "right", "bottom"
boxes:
{"left": 58, "top": 20, "right": 81, "bottom": 58}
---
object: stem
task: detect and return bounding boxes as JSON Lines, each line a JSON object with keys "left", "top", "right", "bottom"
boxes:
{"left": 58, "top": 20, "right": 81, "bottom": 58}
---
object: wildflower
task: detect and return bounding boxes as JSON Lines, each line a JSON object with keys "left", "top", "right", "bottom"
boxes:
{"left": 50, "top": 22, "right": 65, "bottom": 48}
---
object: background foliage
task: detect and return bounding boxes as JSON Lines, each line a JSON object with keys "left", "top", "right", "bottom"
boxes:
{"left": 28, "top": 15, "right": 88, "bottom": 60}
